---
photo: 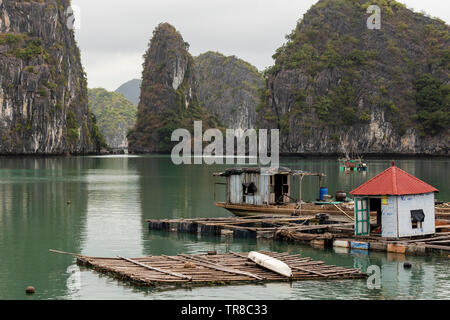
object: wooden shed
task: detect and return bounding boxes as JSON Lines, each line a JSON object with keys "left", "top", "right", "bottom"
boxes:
{"left": 213, "top": 167, "right": 326, "bottom": 217}
{"left": 217, "top": 167, "right": 293, "bottom": 206}
{"left": 350, "top": 162, "right": 439, "bottom": 238}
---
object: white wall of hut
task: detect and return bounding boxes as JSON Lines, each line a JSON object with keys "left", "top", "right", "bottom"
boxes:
{"left": 381, "top": 192, "right": 435, "bottom": 238}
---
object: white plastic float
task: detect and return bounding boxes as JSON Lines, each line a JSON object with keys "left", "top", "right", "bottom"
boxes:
{"left": 248, "top": 251, "right": 293, "bottom": 278}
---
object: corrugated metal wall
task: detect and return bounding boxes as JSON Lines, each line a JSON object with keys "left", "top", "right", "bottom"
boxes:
{"left": 227, "top": 173, "right": 270, "bottom": 205}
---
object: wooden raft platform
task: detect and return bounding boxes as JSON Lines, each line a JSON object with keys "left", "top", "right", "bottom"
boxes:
{"left": 146, "top": 215, "right": 354, "bottom": 240}
{"left": 76, "top": 251, "right": 366, "bottom": 288}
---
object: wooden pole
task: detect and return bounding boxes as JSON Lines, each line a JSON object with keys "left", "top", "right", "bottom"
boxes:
{"left": 118, "top": 256, "right": 192, "bottom": 281}
{"left": 333, "top": 203, "right": 354, "bottom": 221}
{"left": 169, "top": 254, "right": 264, "bottom": 280}
{"left": 291, "top": 265, "right": 328, "bottom": 277}
{"left": 299, "top": 175, "right": 304, "bottom": 210}
{"left": 49, "top": 249, "right": 82, "bottom": 257}
{"left": 213, "top": 175, "right": 216, "bottom": 203}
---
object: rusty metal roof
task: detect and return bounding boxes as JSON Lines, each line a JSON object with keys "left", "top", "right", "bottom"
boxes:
{"left": 214, "top": 167, "right": 325, "bottom": 177}
{"left": 350, "top": 163, "right": 439, "bottom": 196}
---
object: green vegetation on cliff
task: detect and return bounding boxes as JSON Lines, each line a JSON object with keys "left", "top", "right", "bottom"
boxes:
{"left": 193, "top": 51, "right": 264, "bottom": 129}
{"left": 88, "top": 88, "right": 137, "bottom": 149}
{"left": 412, "top": 74, "right": 450, "bottom": 136}
{"left": 0, "top": 0, "right": 105, "bottom": 154}
{"left": 258, "top": 0, "right": 449, "bottom": 154}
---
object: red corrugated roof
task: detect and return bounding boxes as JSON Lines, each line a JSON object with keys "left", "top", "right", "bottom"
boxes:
{"left": 350, "top": 164, "right": 439, "bottom": 196}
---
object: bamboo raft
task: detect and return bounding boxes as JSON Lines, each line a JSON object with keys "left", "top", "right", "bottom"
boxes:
{"left": 146, "top": 215, "right": 354, "bottom": 240}
{"left": 146, "top": 215, "right": 450, "bottom": 256}
{"left": 71, "top": 251, "right": 366, "bottom": 288}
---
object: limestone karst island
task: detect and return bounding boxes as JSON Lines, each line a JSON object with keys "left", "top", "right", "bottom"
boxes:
{"left": 0, "top": 0, "right": 449, "bottom": 308}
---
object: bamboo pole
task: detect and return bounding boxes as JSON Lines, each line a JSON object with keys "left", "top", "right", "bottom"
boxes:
{"left": 49, "top": 249, "right": 82, "bottom": 256}
{"left": 291, "top": 265, "right": 328, "bottom": 277}
{"left": 118, "top": 256, "right": 192, "bottom": 281}
{"left": 333, "top": 203, "right": 354, "bottom": 221}
{"left": 166, "top": 254, "right": 264, "bottom": 281}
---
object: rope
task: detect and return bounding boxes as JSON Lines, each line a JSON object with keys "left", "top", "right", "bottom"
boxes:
{"left": 333, "top": 203, "right": 354, "bottom": 221}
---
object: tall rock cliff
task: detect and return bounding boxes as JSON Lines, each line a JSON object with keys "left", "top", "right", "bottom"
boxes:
{"left": 193, "top": 51, "right": 264, "bottom": 130}
{"left": 128, "top": 23, "right": 221, "bottom": 153}
{"left": 0, "top": 0, "right": 104, "bottom": 154}
{"left": 258, "top": 0, "right": 449, "bottom": 155}
{"left": 88, "top": 88, "right": 137, "bottom": 149}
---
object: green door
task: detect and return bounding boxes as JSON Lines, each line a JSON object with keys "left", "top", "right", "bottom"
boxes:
{"left": 355, "top": 197, "right": 370, "bottom": 236}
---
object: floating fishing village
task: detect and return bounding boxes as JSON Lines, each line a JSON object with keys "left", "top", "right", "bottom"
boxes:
{"left": 50, "top": 161, "right": 450, "bottom": 290}
{"left": 1, "top": 0, "right": 449, "bottom": 304}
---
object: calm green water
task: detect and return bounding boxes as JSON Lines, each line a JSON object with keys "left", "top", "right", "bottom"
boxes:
{"left": 0, "top": 155, "right": 449, "bottom": 300}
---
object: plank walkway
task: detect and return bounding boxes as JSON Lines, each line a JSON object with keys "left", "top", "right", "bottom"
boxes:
{"left": 76, "top": 251, "right": 366, "bottom": 288}
{"left": 146, "top": 215, "right": 354, "bottom": 240}
{"left": 146, "top": 216, "right": 450, "bottom": 256}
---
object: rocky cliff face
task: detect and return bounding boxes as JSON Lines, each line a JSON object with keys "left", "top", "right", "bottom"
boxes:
{"left": 258, "top": 0, "right": 449, "bottom": 155}
{"left": 0, "top": 0, "right": 104, "bottom": 154}
{"left": 88, "top": 88, "right": 137, "bottom": 149}
{"left": 193, "top": 52, "right": 263, "bottom": 129}
{"left": 128, "top": 23, "right": 220, "bottom": 153}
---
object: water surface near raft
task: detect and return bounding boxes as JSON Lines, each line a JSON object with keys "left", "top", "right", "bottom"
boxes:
{"left": 0, "top": 155, "right": 449, "bottom": 299}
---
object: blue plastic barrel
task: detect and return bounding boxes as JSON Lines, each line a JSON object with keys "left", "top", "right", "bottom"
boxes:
{"left": 319, "top": 187, "right": 328, "bottom": 201}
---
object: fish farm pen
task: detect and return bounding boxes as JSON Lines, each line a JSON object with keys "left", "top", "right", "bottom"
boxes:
{"left": 72, "top": 251, "right": 367, "bottom": 288}
{"left": 146, "top": 215, "right": 450, "bottom": 257}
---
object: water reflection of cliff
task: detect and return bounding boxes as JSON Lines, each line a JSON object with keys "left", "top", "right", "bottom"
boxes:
{"left": 0, "top": 157, "right": 88, "bottom": 299}
{"left": 134, "top": 156, "right": 228, "bottom": 220}
{"left": 79, "top": 156, "right": 143, "bottom": 257}
{"left": 62, "top": 156, "right": 144, "bottom": 299}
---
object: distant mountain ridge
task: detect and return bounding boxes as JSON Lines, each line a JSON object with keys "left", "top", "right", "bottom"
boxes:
{"left": 115, "top": 79, "right": 141, "bottom": 105}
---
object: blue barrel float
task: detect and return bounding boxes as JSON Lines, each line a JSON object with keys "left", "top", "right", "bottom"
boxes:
{"left": 319, "top": 187, "right": 328, "bottom": 201}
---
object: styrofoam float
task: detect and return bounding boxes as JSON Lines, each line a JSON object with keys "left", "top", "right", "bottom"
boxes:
{"left": 248, "top": 251, "right": 293, "bottom": 278}
{"left": 350, "top": 241, "right": 370, "bottom": 250}
{"left": 333, "top": 240, "right": 349, "bottom": 248}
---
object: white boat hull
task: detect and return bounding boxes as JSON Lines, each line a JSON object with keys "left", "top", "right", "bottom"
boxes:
{"left": 248, "top": 252, "right": 292, "bottom": 278}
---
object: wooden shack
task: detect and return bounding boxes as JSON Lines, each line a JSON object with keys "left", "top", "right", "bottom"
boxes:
{"left": 350, "top": 162, "right": 439, "bottom": 238}
{"left": 213, "top": 167, "right": 326, "bottom": 217}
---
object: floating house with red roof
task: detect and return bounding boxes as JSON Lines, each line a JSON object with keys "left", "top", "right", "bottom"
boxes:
{"left": 350, "top": 162, "right": 439, "bottom": 238}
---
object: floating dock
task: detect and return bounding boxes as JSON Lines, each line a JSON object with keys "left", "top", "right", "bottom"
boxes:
{"left": 147, "top": 215, "right": 352, "bottom": 240}
{"left": 277, "top": 224, "right": 450, "bottom": 256}
{"left": 75, "top": 251, "right": 366, "bottom": 288}
{"left": 147, "top": 216, "right": 450, "bottom": 257}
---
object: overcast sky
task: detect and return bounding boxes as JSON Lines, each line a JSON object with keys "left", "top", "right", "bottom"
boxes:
{"left": 71, "top": 0, "right": 449, "bottom": 91}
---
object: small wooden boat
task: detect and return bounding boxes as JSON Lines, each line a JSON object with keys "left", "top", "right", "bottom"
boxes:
{"left": 248, "top": 251, "right": 292, "bottom": 278}
{"left": 213, "top": 167, "right": 330, "bottom": 217}
{"left": 214, "top": 201, "right": 354, "bottom": 218}
{"left": 338, "top": 151, "right": 368, "bottom": 172}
